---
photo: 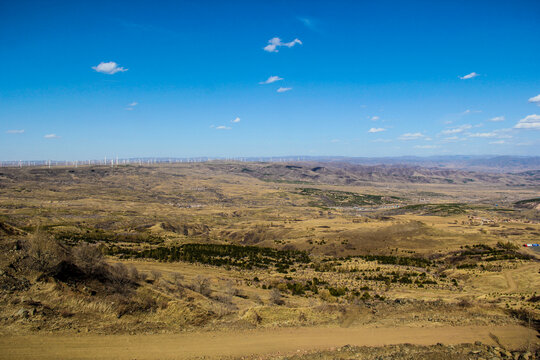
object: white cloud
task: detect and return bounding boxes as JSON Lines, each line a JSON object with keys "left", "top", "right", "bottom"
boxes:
{"left": 468, "top": 129, "right": 513, "bottom": 138}
{"left": 44, "top": 134, "right": 60, "bottom": 139}
{"left": 468, "top": 132, "right": 497, "bottom": 138}
{"left": 231, "top": 117, "right": 241, "bottom": 123}
{"left": 440, "top": 124, "right": 472, "bottom": 135}
{"left": 442, "top": 136, "right": 460, "bottom": 142}
{"left": 259, "top": 76, "right": 283, "bottom": 84}
{"left": 459, "top": 72, "right": 479, "bottom": 80}
{"left": 92, "top": 61, "right": 128, "bottom": 74}
{"left": 6, "top": 129, "right": 24, "bottom": 134}
{"left": 215, "top": 125, "right": 231, "bottom": 130}
{"left": 368, "top": 127, "right": 385, "bottom": 133}
{"left": 298, "top": 17, "right": 318, "bottom": 31}
{"left": 264, "top": 37, "right": 302, "bottom": 52}
{"left": 398, "top": 132, "right": 425, "bottom": 140}
{"left": 489, "top": 116, "right": 504, "bottom": 122}
{"left": 276, "top": 87, "right": 292, "bottom": 93}
{"left": 125, "top": 102, "right": 138, "bottom": 111}
{"left": 461, "top": 109, "right": 481, "bottom": 115}
{"left": 414, "top": 145, "right": 439, "bottom": 149}
{"left": 371, "top": 138, "right": 392, "bottom": 143}
{"left": 514, "top": 114, "right": 540, "bottom": 130}
{"left": 370, "top": 116, "right": 380, "bottom": 121}
{"left": 528, "top": 94, "right": 540, "bottom": 105}
{"left": 489, "top": 140, "right": 506, "bottom": 144}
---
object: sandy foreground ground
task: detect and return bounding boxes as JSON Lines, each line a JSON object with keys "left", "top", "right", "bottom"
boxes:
{"left": 0, "top": 324, "right": 536, "bottom": 360}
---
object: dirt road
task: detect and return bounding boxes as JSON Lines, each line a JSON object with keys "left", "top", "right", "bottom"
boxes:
{"left": 1, "top": 325, "right": 536, "bottom": 360}
{"left": 503, "top": 263, "right": 538, "bottom": 293}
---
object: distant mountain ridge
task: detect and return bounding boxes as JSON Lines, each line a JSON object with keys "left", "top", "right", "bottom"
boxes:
{"left": 2, "top": 156, "right": 538, "bottom": 172}
{"left": 257, "top": 156, "right": 540, "bottom": 172}
{"left": 221, "top": 162, "right": 540, "bottom": 186}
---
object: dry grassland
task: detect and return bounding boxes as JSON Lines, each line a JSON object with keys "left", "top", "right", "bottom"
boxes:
{"left": 0, "top": 162, "right": 538, "bottom": 358}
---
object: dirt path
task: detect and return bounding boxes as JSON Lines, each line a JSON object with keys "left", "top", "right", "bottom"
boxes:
{"left": 503, "top": 263, "right": 538, "bottom": 293}
{"left": 504, "top": 269, "right": 518, "bottom": 292}
{"left": 1, "top": 325, "right": 536, "bottom": 360}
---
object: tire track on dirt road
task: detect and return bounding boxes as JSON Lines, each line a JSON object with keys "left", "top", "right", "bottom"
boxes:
{"left": 1, "top": 324, "right": 537, "bottom": 360}
{"left": 503, "top": 263, "right": 538, "bottom": 293}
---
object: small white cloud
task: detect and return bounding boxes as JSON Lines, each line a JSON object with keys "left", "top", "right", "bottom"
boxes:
{"left": 215, "top": 125, "right": 231, "bottom": 130}
{"left": 371, "top": 116, "right": 380, "bottom": 121}
{"left": 368, "top": 127, "right": 385, "bottom": 133}
{"left": 264, "top": 37, "right": 302, "bottom": 52}
{"left": 459, "top": 72, "right": 479, "bottom": 80}
{"left": 514, "top": 114, "right": 540, "bottom": 130}
{"left": 468, "top": 129, "right": 513, "bottom": 138}
{"left": 468, "top": 132, "right": 497, "bottom": 138}
{"left": 6, "top": 129, "right": 24, "bottom": 134}
{"left": 92, "top": 61, "right": 128, "bottom": 74}
{"left": 414, "top": 145, "right": 439, "bottom": 149}
{"left": 259, "top": 75, "right": 283, "bottom": 84}
{"left": 231, "top": 117, "right": 241, "bottom": 123}
{"left": 440, "top": 124, "right": 472, "bottom": 135}
{"left": 399, "top": 132, "right": 425, "bottom": 140}
{"left": 489, "top": 140, "right": 506, "bottom": 144}
{"left": 129, "top": 102, "right": 138, "bottom": 107}
{"left": 371, "top": 138, "right": 392, "bottom": 143}
{"left": 461, "top": 109, "right": 481, "bottom": 115}
{"left": 489, "top": 116, "right": 504, "bottom": 122}
{"left": 44, "top": 134, "right": 60, "bottom": 139}
{"left": 528, "top": 94, "right": 540, "bottom": 105}
{"left": 298, "top": 17, "right": 318, "bottom": 31}
{"left": 277, "top": 87, "right": 292, "bottom": 93}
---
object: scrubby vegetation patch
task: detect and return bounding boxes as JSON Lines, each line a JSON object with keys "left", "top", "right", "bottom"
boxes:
{"left": 105, "top": 243, "right": 311, "bottom": 270}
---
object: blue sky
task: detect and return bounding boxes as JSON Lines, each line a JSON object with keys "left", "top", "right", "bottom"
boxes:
{"left": 1, "top": 0, "right": 539, "bottom": 161}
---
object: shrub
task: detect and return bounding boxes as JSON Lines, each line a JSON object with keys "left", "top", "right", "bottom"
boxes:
{"left": 170, "top": 272, "right": 184, "bottom": 282}
{"left": 192, "top": 275, "right": 211, "bottom": 296}
{"left": 149, "top": 270, "right": 162, "bottom": 282}
{"left": 26, "top": 230, "right": 66, "bottom": 272}
{"left": 128, "top": 265, "right": 140, "bottom": 281}
{"left": 72, "top": 243, "right": 105, "bottom": 276}
{"left": 286, "top": 282, "right": 306, "bottom": 295}
{"left": 108, "top": 263, "right": 133, "bottom": 294}
{"left": 496, "top": 241, "right": 519, "bottom": 251}
{"left": 457, "top": 298, "right": 473, "bottom": 308}
{"left": 270, "top": 288, "right": 284, "bottom": 305}
{"left": 328, "top": 287, "right": 347, "bottom": 297}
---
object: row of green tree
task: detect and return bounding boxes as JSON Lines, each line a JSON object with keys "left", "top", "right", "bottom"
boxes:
{"left": 105, "top": 243, "right": 310, "bottom": 269}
